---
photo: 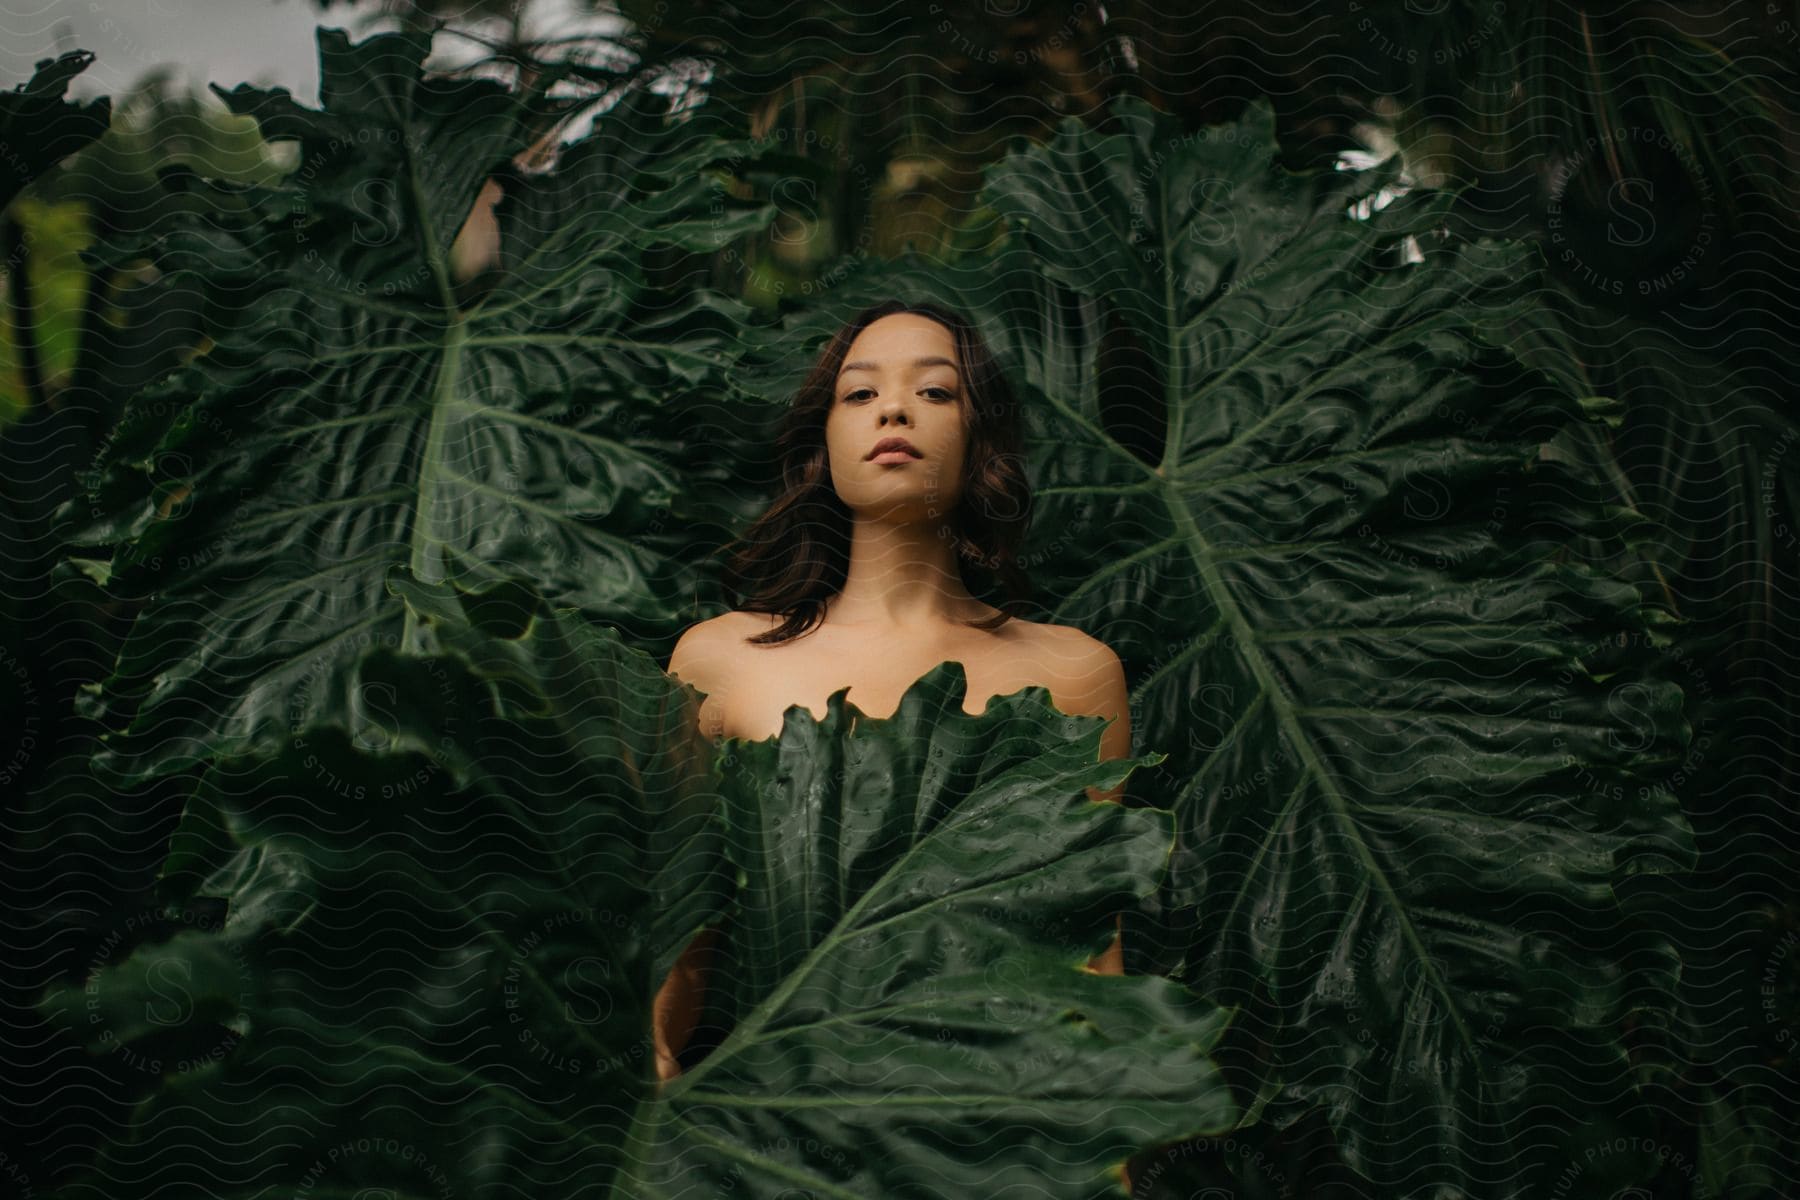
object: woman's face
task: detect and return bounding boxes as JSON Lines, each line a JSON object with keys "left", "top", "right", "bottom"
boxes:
{"left": 825, "top": 313, "right": 969, "bottom": 523}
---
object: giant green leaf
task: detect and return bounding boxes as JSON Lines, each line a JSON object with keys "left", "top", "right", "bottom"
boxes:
{"left": 38, "top": 570, "right": 722, "bottom": 1197}
{"left": 760, "top": 96, "right": 1698, "bottom": 1198}
{"left": 627, "top": 658, "right": 1235, "bottom": 1197}
{"left": 42, "top": 571, "right": 1235, "bottom": 1199}
{"left": 61, "top": 26, "right": 777, "bottom": 786}
{"left": 995, "top": 97, "right": 1698, "bottom": 1200}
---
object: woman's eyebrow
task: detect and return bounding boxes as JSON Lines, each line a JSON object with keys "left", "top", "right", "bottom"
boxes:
{"left": 839, "top": 356, "right": 960, "bottom": 375}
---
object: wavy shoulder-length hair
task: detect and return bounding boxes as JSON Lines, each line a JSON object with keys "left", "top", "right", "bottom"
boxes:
{"left": 717, "top": 298, "right": 1035, "bottom": 646}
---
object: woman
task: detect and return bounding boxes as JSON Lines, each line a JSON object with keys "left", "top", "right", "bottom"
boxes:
{"left": 656, "top": 298, "right": 1134, "bottom": 1085}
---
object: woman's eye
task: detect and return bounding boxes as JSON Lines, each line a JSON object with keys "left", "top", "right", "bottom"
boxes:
{"left": 839, "top": 387, "right": 955, "bottom": 402}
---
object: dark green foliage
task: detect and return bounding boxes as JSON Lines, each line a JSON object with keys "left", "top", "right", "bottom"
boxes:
{"left": 5, "top": 20, "right": 1742, "bottom": 1200}
{"left": 747, "top": 97, "right": 1698, "bottom": 1197}
{"left": 43, "top": 570, "right": 1233, "bottom": 1199}
{"left": 61, "top": 28, "right": 778, "bottom": 785}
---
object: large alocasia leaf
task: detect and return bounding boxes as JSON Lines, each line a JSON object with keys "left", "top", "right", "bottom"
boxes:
{"left": 756, "top": 96, "right": 1698, "bottom": 1198}
{"left": 627, "top": 661, "right": 1234, "bottom": 1197}
{"left": 37, "top": 570, "right": 723, "bottom": 1198}
{"left": 59, "top": 26, "right": 776, "bottom": 787}
{"left": 41, "top": 570, "right": 1235, "bottom": 1199}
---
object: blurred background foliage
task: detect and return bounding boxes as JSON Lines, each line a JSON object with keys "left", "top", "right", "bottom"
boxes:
{"left": 3, "top": 1, "right": 1797, "bottom": 1197}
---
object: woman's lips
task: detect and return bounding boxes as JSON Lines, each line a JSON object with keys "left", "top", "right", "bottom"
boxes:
{"left": 867, "top": 437, "right": 923, "bottom": 461}
{"left": 871, "top": 449, "right": 919, "bottom": 463}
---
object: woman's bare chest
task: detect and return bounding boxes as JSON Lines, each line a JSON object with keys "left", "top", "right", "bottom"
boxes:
{"left": 709, "top": 622, "right": 1060, "bottom": 743}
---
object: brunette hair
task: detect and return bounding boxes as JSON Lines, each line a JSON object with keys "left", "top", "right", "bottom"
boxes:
{"left": 717, "top": 299, "right": 1035, "bottom": 645}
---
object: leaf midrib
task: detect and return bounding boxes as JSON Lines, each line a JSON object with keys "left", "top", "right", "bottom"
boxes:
{"left": 667, "top": 768, "right": 1064, "bottom": 1095}
{"left": 404, "top": 320, "right": 466, "bottom": 648}
{"left": 1128, "top": 159, "right": 1481, "bottom": 1060}
{"left": 1158, "top": 411, "right": 1481, "bottom": 1061}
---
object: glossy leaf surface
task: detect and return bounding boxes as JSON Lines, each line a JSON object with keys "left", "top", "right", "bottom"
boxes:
{"left": 65, "top": 27, "right": 774, "bottom": 786}
{"left": 44, "top": 573, "right": 1235, "bottom": 1199}
{"left": 752, "top": 96, "right": 1697, "bottom": 1197}
{"left": 626, "top": 660, "right": 1236, "bottom": 1197}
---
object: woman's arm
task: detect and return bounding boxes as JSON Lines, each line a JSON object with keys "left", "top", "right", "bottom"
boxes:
{"left": 1085, "top": 913, "right": 1126, "bottom": 975}
{"left": 656, "top": 622, "right": 733, "bottom": 1080}
{"left": 1066, "top": 640, "right": 1133, "bottom": 1190}
{"left": 652, "top": 924, "right": 720, "bottom": 1081}
{"left": 1064, "top": 637, "right": 1131, "bottom": 977}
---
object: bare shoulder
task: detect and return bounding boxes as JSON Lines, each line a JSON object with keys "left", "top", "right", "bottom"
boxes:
{"left": 668, "top": 611, "right": 747, "bottom": 684}
{"left": 1030, "top": 621, "right": 1124, "bottom": 678}
{"left": 669, "top": 609, "right": 783, "bottom": 672}
{"left": 667, "top": 612, "right": 775, "bottom": 740}
{"left": 1027, "top": 622, "right": 1127, "bottom": 718}
{"left": 1031, "top": 624, "right": 1130, "bottom": 769}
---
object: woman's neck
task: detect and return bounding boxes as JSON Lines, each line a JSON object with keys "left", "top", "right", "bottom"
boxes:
{"left": 824, "top": 516, "right": 986, "bottom": 629}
